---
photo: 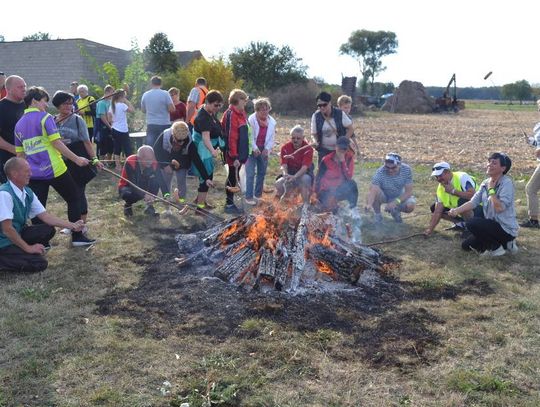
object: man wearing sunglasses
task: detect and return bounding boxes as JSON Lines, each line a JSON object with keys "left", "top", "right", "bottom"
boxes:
{"left": 424, "top": 162, "right": 480, "bottom": 236}
{"left": 310, "top": 91, "right": 353, "bottom": 165}
{"left": 364, "top": 152, "right": 415, "bottom": 223}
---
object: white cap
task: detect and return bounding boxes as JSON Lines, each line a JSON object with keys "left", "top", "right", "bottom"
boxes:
{"left": 431, "top": 161, "right": 451, "bottom": 177}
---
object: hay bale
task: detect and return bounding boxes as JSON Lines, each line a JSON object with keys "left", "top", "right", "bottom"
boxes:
{"left": 381, "top": 80, "right": 436, "bottom": 114}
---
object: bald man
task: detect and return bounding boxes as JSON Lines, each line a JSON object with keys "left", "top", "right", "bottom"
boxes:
{"left": 118, "top": 146, "right": 170, "bottom": 217}
{"left": 0, "top": 158, "right": 85, "bottom": 272}
{"left": 0, "top": 75, "right": 26, "bottom": 182}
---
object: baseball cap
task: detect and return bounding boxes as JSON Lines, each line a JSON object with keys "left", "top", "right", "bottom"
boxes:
{"left": 384, "top": 152, "right": 401, "bottom": 165}
{"left": 431, "top": 161, "right": 451, "bottom": 177}
{"left": 336, "top": 136, "right": 350, "bottom": 150}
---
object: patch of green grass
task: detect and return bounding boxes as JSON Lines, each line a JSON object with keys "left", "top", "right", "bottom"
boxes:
{"left": 198, "top": 353, "right": 239, "bottom": 370}
{"left": 447, "top": 369, "right": 518, "bottom": 395}
{"left": 19, "top": 286, "right": 51, "bottom": 302}
{"left": 304, "top": 329, "right": 342, "bottom": 352}
{"left": 516, "top": 300, "right": 538, "bottom": 312}
{"left": 238, "top": 318, "right": 277, "bottom": 337}
{"left": 174, "top": 379, "right": 239, "bottom": 407}
{"left": 466, "top": 101, "right": 537, "bottom": 111}
{"left": 16, "top": 357, "right": 52, "bottom": 380}
{"left": 89, "top": 386, "right": 123, "bottom": 405}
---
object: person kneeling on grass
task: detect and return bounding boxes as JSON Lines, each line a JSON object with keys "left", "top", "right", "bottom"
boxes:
{"left": 448, "top": 152, "right": 519, "bottom": 257}
{"left": 364, "top": 152, "right": 416, "bottom": 223}
{"left": 153, "top": 121, "right": 213, "bottom": 204}
{"left": 424, "top": 161, "right": 481, "bottom": 236}
{"left": 0, "top": 158, "right": 85, "bottom": 272}
{"left": 118, "top": 145, "right": 170, "bottom": 217}
{"left": 315, "top": 136, "right": 358, "bottom": 213}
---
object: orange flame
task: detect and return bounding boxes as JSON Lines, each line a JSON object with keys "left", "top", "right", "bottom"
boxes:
{"left": 316, "top": 261, "right": 336, "bottom": 278}
{"left": 308, "top": 227, "right": 333, "bottom": 247}
{"left": 219, "top": 222, "right": 241, "bottom": 244}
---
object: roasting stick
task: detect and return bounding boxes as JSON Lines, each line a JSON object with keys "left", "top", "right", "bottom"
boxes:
{"left": 101, "top": 166, "right": 224, "bottom": 222}
{"left": 56, "top": 89, "right": 124, "bottom": 124}
{"left": 366, "top": 232, "right": 425, "bottom": 247}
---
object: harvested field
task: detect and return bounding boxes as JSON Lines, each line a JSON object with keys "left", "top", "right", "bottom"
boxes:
{"left": 275, "top": 109, "right": 539, "bottom": 175}
{"left": 0, "top": 109, "right": 539, "bottom": 406}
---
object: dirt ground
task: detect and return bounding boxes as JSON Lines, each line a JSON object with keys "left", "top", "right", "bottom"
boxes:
{"left": 96, "top": 231, "right": 495, "bottom": 372}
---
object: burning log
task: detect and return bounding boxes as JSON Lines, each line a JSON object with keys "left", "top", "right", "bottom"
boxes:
{"left": 308, "top": 243, "right": 376, "bottom": 283}
{"left": 286, "top": 205, "right": 310, "bottom": 292}
{"left": 215, "top": 246, "right": 257, "bottom": 281}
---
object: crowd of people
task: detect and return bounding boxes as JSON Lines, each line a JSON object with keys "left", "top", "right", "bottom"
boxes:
{"left": 0, "top": 72, "right": 538, "bottom": 273}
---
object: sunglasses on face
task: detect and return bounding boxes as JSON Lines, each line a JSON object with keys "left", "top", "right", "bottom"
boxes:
{"left": 432, "top": 165, "right": 446, "bottom": 171}
{"left": 317, "top": 102, "right": 329, "bottom": 108}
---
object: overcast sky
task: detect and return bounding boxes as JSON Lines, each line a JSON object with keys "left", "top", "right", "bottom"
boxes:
{"left": 1, "top": 0, "right": 537, "bottom": 88}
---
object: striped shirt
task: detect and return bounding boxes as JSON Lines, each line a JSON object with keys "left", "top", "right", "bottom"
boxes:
{"left": 14, "top": 108, "right": 66, "bottom": 180}
{"left": 371, "top": 163, "right": 413, "bottom": 200}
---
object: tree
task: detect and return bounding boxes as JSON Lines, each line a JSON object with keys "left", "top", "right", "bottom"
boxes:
{"left": 22, "top": 32, "right": 52, "bottom": 41}
{"left": 143, "top": 32, "right": 178, "bottom": 74}
{"left": 502, "top": 80, "right": 532, "bottom": 104}
{"left": 229, "top": 42, "right": 307, "bottom": 93}
{"left": 164, "top": 57, "right": 243, "bottom": 103}
{"left": 340, "top": 30, "right": 398, "bottom": 95}
{"left": 0, "top": 35, "right": 5, "bottom": 42}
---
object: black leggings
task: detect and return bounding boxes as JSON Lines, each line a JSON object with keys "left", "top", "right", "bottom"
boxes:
{"left": 198, "top": 173, "right": 214, "bottom": 193}
{"left": 462, "top": 217, "right": 514, "bottom": 252}
{"left": 111, "top": 128, "right": 132, "bottom": 156}
{"left": 29, "top": 171, "right": 82, "bottom": 224}
{"left": 226, "top": 164, "right": 241, "bottom": 205}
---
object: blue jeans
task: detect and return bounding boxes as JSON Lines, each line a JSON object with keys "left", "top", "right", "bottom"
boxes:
{"left": 146, "top": 124, "right": 170, "bottom": 147}
{"left": 245, "top": 153, "right": 269, "bottom": 199}
{"left": 162, "top": 168, "right": 188, "bottom": 199}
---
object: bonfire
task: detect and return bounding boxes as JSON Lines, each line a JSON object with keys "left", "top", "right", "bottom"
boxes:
{"left": 176, "top": 201, "right": 392, "bottom": 294}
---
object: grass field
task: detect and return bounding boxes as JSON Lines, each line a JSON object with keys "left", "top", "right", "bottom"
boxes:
{"left": 0, "top": 109, "right": 539, "bottom": 406}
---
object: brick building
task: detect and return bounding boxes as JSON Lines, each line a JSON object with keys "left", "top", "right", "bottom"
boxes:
{"left": 0, "top": 38, "right": 203, "bottom": 95}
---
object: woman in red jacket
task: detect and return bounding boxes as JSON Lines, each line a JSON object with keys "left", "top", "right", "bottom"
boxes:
{"left": 221, "top": 89, "right": 249, "bottom": 214}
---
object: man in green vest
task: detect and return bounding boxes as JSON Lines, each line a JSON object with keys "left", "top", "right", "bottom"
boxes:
{"left": 0, "top": 157, "right": 85, "bottom": 272}
{"left": 424, "top": 161, "right": 479, "bottom": 236}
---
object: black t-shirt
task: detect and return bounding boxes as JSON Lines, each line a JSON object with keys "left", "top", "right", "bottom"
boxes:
{"left": 0, "top": 98, "right": 25, "bottom": 145}
{"left": 193, "top": 107, "right": 222, "bottom": 140}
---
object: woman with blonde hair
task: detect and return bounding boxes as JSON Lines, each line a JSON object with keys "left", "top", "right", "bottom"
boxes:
{"left": 153, "top": 121, "right": 212, "bottom": 203}
{"left": 108, "top": 89, "right": 134, "bottom": 170}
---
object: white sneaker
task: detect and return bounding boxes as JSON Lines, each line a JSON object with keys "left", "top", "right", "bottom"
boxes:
{"left": 61, "top": 225, "right": 88, "bottom": 235}
{"left": 245, "top": 198, "right": 257, "bottom": 205}
{"left": 480, "top": 245, "right": 506, "bottom": 257}
{"left": 506, "top": 239, "right": 518, "bottom": 254}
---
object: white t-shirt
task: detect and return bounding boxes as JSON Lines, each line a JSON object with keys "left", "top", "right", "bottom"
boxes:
{"left": 109, "top": 102, "right": 129, "bottom": 133}
{"left": 310, "top": 111, "right": 352, "bottom": 150}
{"left": 0, "top": 181, "right": 46, "bottom": 222}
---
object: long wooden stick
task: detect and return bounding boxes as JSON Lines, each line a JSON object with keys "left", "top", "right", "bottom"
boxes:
{"left": 101, "top": 166, "right": 224, "bottom": 222}
{"left": 56, "top": 90, "right": 124, "bottom": 124}
{"left": 282, "top": 143, "right": 314, "bottom": 159}
{"left": 366, "top": 232, "right": 424, "bottom": 247}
